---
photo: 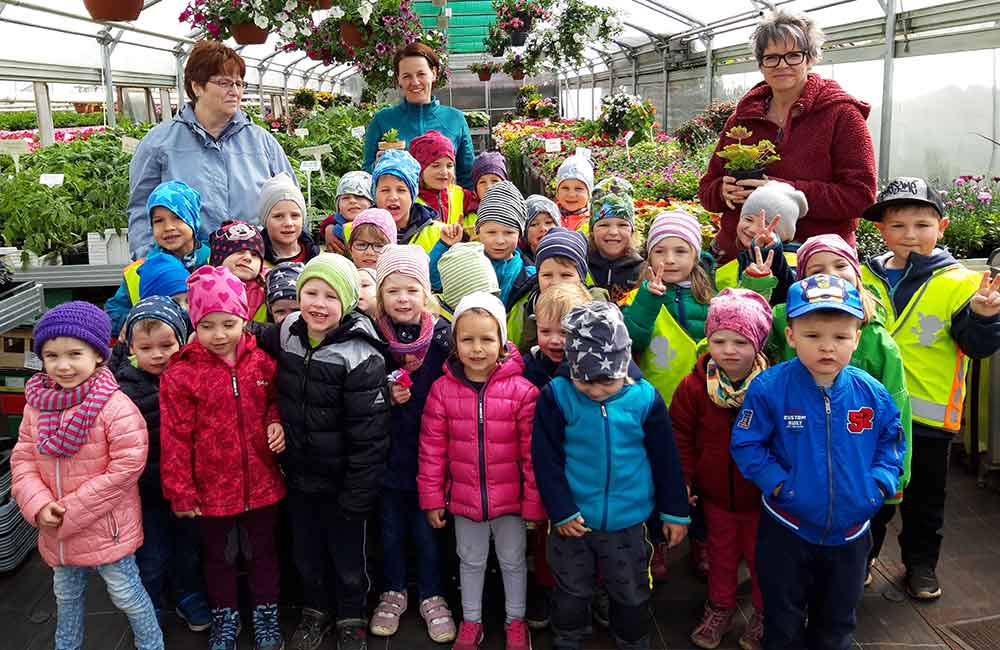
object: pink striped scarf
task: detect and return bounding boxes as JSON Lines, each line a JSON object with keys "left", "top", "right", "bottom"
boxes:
{"left": 25, "top": 366, "right": 118, "bottom": 457}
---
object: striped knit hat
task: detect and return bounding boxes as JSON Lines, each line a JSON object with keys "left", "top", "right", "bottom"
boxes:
{"left": 475, "top": 180, "right": 527, "bottom": 234}
{"left": 438, "top": 242, "right": 500, "bottom": 310}
{"left": 525, "top": 194, "right": 562, "bottom": 230}
{"left": 535, "top": 227, "right": 588, "bottom": 281}
{"left": 647, "top": 210, "right": 703, "bottom": 254}
{"left": 376, "top": 244, "right": 432, "bottom": 297}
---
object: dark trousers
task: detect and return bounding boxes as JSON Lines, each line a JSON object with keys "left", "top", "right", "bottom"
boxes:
{"left": 757, "top": 512, "right": 870, "bottom": 650}
{"left": 198, "top": 504, "right": 281, "bottom": 609}
{"left": 286, "top": 490, "right": 370, "bottom": 620}
{"left": 868, "top": 436, "right": 950, "bottom": 569}
{"left": 547, "top": 523, "right": 652, "bottom": 650}
{"left": 135, "top": 499, "right": 205, "bottom": 610}
{"left": 379, "top": 488, "right": 444, "bottom": 600}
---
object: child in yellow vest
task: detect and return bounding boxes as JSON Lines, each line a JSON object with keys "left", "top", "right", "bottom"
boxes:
{"left": 860, "top": 177, "right": 1000, "bottom": 601}
{"left": 411, "top": 131, "right": 477, "bottom": 232}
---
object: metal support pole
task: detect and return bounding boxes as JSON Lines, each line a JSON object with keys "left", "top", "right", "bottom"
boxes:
{"left": 878, "top": 1, "right": 897, "bottom": 182}
{"left": 589, "top": 64, "right": 596, "bottom": 120}
{"left": 258, "top": 65, "right": 267, "bottom": 116}
{"left": 175, "top": 45, "right": 187, "bottom": 105}
{"left": 98, "top": 30, "right": 117, "bottom": 127}
{"left": 703, "top": 34, "right": 714, "bottom": 106}
{"left": 631, "top": 56, "right": 638, "bottom": 96}
{"left": 662, "top": 50, "right": 670, "bottom": 129}
{"left": 33, "top": 81, "right": 53, "bottom": 147}
{"left": 283, "top": 72, "right": 290, "bottom": 119}
{"left": 159, "top": 87, "right": 172, "bottom": 122}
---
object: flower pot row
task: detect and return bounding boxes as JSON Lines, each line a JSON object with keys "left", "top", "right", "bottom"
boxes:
{"left": 477, "top": 70, "right": 526, "bottom": 81}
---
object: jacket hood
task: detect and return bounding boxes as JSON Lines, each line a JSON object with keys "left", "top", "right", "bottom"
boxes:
{"left": 262, "top": 227, "right": 320, "bottom": 263}
{"left": 587, "top": 250, "right": 645, "bottom": 283}
{"left": 397, "top": 202, "right": 438, "bottom": 243}
{"left": 733, "top": 73, "right": 871, "bottom": 122}
{"left": 866, "top": 246, "right": 956, "bottom": 279}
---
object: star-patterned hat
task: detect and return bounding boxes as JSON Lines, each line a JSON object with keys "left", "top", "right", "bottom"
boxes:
{"left": 562, "top": 301, "right": 632, "bottom": 382}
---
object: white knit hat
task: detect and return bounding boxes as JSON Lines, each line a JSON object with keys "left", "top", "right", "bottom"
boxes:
{"left": 453, "top": 291, "right": 508, "bottom": 344}
{"left": 740, "top": 181, "right": 809, "bottom": 242}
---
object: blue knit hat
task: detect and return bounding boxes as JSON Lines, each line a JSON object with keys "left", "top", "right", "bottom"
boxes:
{"left": 535, "top": 227, "right": 588, "bottom": 281}
{"left": 124, "top": 296, "right": 191, "bottom": 347}
{"left": 34, "top": 301, "right": 111, "bottom": 360}
{"left": 138, "top": 253, "right": 190, "bottom": 300}
{"left": 371, "top": 149, "right": 421, "bottom": 200}
{"left": 146, "top": 180, "right": 201, "bottom": 243}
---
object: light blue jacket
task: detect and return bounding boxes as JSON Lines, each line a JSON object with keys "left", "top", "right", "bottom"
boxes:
{"left": 127, "top": 104, "right": 295, "bottom": 258}
{"left": 362, "top": 97, "right": 475, "bottom": 190}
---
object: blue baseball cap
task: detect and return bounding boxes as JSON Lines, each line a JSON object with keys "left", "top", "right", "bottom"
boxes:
{"left": 786, "top": 274, "right": 864, "bottom": 320}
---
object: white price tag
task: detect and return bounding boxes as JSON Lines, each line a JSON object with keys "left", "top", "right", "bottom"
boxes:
{"left": 298, "top": 144, "right": 332, "bottom": 157}
{"left": 351, "top": 126, "right": 366, "bottom": 139}
{"left": 300, "top": 159, "right": 321, "bottom": 172}
{"left": 24, "top": 350, "right": 42, "bottom": 371}
{"left": 294, "top": 128, "right": 309, "bottom": 138}
{"left": 624, "top": 130, "right": 635, "bottom": 143}
{"left": 544, "top": 138, "right": 561, "bottom": 153}
{"left": 121, "top": 136, "right": 141, "bottom": 154}
{"left": 575, "top": 146, "right": 592, "bottom": 159}
{"left": 39, "top": 173, "right": 64, "bottom": 187}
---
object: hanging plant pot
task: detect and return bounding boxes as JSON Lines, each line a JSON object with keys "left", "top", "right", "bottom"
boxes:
{"left": 310, "top": 0, "right": 335, "bottom": 8}
{"left": 231, "top": 23, "right": 269, "bottom": 45}
{"left": 432, "top": 0, "right": 447, "bottom": 6}
{"left": 729, "top": 168, "right": 766, "bottom": 181}
{"left": 436, "top": 15, "right": 449, "bottom": 29}
{"left": 477, "top": 70, "right": 493, "bottom": 82}
{"left": 340, "top": 22, "right": 366, "bottom": 48}
{"left": 510, "top": 68, "right": 525, "bottom": 80}
{"left": 510, "top": 31, "right": 529, "bottom": 46}
{"left": 83, "top": 0, "right": 144, "bottom": 21}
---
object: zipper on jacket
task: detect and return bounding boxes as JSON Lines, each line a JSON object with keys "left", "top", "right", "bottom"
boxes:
{"left": 600, "top": 404, "right": 612, "bottom": 531}
{"left": 107, "top": 512, "right": 119, "bottom": 542}
{"left": 821, "top": 389, "right": 833, "bottom": 543}
{"left": 232, "top": 370, "right": 251, "bottom": 512}
{"left": 55, "top": 456, "right": 65, "bottom": 565}
{"left": 477, "top": 388, "right": 488, "bottom": 521}
{"left": 301, "top": 348, "right": 314, "bottom": 409}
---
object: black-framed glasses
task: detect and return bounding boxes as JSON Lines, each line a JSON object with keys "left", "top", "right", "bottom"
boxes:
{"left": 351, "top": 241, "right": 386, "bottom": 253}
{"left": 760, "top": 50, "right": 807, "bottom": 68}
{"left": 208, "top": 78, "right": 248, "bottom": 91}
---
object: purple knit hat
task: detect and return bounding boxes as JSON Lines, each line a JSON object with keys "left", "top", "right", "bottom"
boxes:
{"left": 472, "top": 151, "right": 508, "bottom": 187}
{"left": 209, "top": 220, "right": 265, "bottom": 267}
{"left": 351, "top": 207, "right": 397, "bottom": 244}
{"left": 795, "top": 234, "right": 861, "bottom": 282}
{"left": 33, "top": 301, "right": 111, "bottom": 360}
{"left": 705, "top": 288, "right": 773, "bottom": 353}
{"left": 646, "top": 210, "right": 702, "bottom": 254}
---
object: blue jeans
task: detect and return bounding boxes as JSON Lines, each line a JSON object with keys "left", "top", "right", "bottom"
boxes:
{"left": 135, "top": 499, "right": 204, "bottom": 610}
{"left": 52, "top": 554, "right": 164, "bottom": 650}
{"left": 380, "top": 488, "right": 443, "bottom": 600}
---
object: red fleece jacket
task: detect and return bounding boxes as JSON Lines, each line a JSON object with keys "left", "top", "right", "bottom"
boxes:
{"left": 699, "top": 74, "right": 877, "bottom": 262}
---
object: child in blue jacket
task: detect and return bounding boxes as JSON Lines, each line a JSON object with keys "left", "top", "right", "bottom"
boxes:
{"left": 533, "top": 301, "right": 690, "bottom": 650}
{"left": 731, "top": 275, "right": 905, "bottom": 650}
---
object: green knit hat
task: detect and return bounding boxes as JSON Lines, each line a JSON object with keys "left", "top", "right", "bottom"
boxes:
{"left": 438, "top": 242, "right": 500, "bottom": 310}
{"left": 297, "top": 252, "right": 360, "bottom": 315}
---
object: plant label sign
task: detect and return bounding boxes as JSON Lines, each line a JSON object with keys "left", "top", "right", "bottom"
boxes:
{"left": 121, "top": 136, "right": 141, "bottom": 154}
{"left": 39, "top": 173, "right": 64, "bottom": 187}
{"left": 300, "top": 160, "right": 321, "bottom": 172}
{"left": 298, "top": 144, "right": 332, "bottom": 157}
{"left": 294, "top": 128, "right": 309, "bottom": 138}
{"left": 0, "top": 140, "right": 28, "bottom": 173}
{"left": 351, "top": 126, "right": 366, "bottom": 139}
{"left": 544, "top": 138, "right": 561, "bottom": 153}
{"left": 624, "top": 130, "right": 635, "bottom": 143}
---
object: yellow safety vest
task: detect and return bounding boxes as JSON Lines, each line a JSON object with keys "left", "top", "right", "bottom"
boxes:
{"left": 584, "top": 271, "right": 638, "bottom": 306}
{"left": 346, "top": 218, "right": 441, "bottom": 255}
{"left": 416, "top": 185, "right": 466, "bottom": 225}
{"left": 435, "top": 296, "right": 455, "bottom": 323}
{"left": 507, "top": 291, "right": 531, "bottom": 350}
{"left": 715, "top": 252, "right": 798, "bottom": 292}
{"left": 861, "top": 264, "right": 981, "bottom": 431}
{"left": 253, "top": 301, "right": 268, "bottom": 323}
{"left": 621, "top": 292, "right": 700, "bottom": 405}
{"left": 123, "top": 259, "right": 144, "bottom": 305}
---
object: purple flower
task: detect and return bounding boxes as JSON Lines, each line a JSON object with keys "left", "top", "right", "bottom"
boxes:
{"left": 978, "top": 191, "right": 992, "bottom": 202}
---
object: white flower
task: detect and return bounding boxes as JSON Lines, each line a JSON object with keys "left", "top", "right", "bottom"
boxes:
{"left": 328, "top": 6, "right": 344, "bottom": 19}
{"left": 284, "top": 0, "right": 298, "bottom": 11}
{"left": 359, "top": 0, "right": 374, "bottom": 24}
{"left": 280, "top": 22, "right": 298, "bottom": 38}
{"left": 573, "top": 32, "right": 584, "bottom": 44}
{"left": 254, "top": 13, "right": 269, "bottom": 28}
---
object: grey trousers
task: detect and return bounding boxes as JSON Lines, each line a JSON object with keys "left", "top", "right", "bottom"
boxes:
{"left": 454, "top": 514, "right": 528, "bottom": 623}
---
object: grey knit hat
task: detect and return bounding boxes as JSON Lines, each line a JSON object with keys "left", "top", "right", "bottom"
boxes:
{"left": 476, "top": 180, "right": 528, "bottom": 234}
{"left": 256, "top": 172, "right": 306, "bottom": 225}
{"left": 562, "top": 301, "right": 632, "bottom": 382}
{"left": 740, "top": 181, "right": 808, "bottom": 242}
{"left": 525, "top": 194, "right": 562, "bottom": 230}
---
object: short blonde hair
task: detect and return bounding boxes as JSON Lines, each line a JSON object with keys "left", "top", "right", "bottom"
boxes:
{"left": 535, "top": 283, "right": 593, "bottom": 325}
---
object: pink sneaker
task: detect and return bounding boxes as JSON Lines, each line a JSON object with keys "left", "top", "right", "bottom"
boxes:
{"left": 369, "top": 591, "right": 406, "bottom": 637}
{"left": 505, "top": 618, "right": 531, "bottom": 650}
{"left": 739, "top": 610, "right": 763, "bottom": 650}
{"left": 690, "top": 601, "right": 735, "bottom": 649}
{"left": 452, "top": 621, "right": 484, "bottom": 650}
{"left": 420, "top": 596, "right": 457, "bottom": 643}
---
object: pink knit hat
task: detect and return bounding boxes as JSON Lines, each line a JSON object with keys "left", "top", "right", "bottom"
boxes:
{"left": 351, "top": 207, "right": 397, "bottom": 244}
{"left": 646, "top": 210, "right": 702, "bottom": 254}
{"left": 795, "top": 234, "right": 861, "bottom": 282}
{"left": 409, "top": 130, "right": 455, "bottom": 169}
{"left": 186, "top": 265, "right": 249, "bottom": 325}
{"left": 375, "top": 244, "right": 432, "bottom": 297}
{"left": 705, "top": 288, "right": 773, "bottom": 353}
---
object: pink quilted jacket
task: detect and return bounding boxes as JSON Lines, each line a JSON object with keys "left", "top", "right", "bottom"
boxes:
{"left": 11, "top": 389, "right": 148, "bottom": 567}
{"left": 418, "top": 346, "right": 545, "bottom": 522}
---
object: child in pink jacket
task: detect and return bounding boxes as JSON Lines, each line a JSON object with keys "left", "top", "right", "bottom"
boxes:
{"left": 418, "top": 292, "right": 543, "bottom": 650}
{"left": 11, "top": 301, "right": 163, "bottom": 650}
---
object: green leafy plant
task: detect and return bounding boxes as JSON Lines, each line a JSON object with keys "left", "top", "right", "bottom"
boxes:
{"left": 484, "top": 23, "right": 511, "bottom": 56}
{"left": 381, "top": 128, "right": 400, "bottom": 143}
{"left": 502, "top": 52, "right": 533, "bottom": 76}
{"left": 715, "top": 126, "right": 780, "bottom": 172}
{"left": 464, "top": 112, "right": 491, "bottom": 128}
{"left": 292, "top": 88, "right": 317, "bottom": 110}
{"left": 599, "top": 88, "right": 656, "bottom": 142}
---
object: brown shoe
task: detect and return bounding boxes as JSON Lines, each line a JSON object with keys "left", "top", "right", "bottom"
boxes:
{"left": 690, "top": 602, "right": 735, "bottom": 649}
{"left": 738, "top": 610, "right": 763, "bottom": 650}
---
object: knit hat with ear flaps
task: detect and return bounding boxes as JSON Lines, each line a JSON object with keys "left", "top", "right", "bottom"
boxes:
{"left": 297, "top": 253, "right": 360, "bottom": 315}
{"left": 453, "top": 291, "right": 509, "bottom": 345}
{"left": 209, "top": 220, "right": 265, "bottom": 267}
{"left": 740, "top": 181, "right": 808, "bottom": 243}
{"left": 562, "top": 301, "right": 632, "bottom": 382}
{"left": 256, "top": 172, "right": 306, "bottom": 225}
{"left": 475, "top": 181, "right": 528, "bottom": 234}
{"left": 438, "top": 242, "right": 500, "bottom": 310}
{"left": 705, "top": 288, "right": 773, "bottom": 354}
{"left": 186, "top": 265, "right": 249, "bottom": 325}
{"left": 33, "top": 301, "right": 111, "bottom": 361}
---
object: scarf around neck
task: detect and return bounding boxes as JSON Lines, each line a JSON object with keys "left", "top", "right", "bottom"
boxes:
{"left": 378, "top": 311, "right": 436, "bottom": 371}
{"left": 705, "top": 354, "right": 768, "bottom": 409}
{"left": 25, "top": 366, "right": 118, "bottom": 457}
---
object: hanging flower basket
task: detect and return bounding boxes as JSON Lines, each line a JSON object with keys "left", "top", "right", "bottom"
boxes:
{"left": 477, "top": 70, "right": 494, "bottom": 82}
{"left": 510, "top": 30, "right": 529, "bottom": 46}
{"left": 83, "top": 0, "right": 144, "bottom": 21}
{"left": 231, "top": 23, "right": 269, "bottom": 44}
{"left": 510, "top": 68, "right": 525, "bottom": 80}
{"left": 432, "top": 0, "right": 447, "bottom": 6}
{"left": 340, "top": 22, "right": 366, "bottom": 48}
{"left": 310, "top": 0, "right": 335, "bottom": 8}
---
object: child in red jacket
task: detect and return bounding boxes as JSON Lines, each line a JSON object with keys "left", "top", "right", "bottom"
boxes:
{"left": 160, "top": 265, "right": 287, "bottom": 650}
{"left": 418, "top": 292, "right": 542, "bottom": 650}
{"left": 670, "top": 288, "right": 772, "bottom": 650}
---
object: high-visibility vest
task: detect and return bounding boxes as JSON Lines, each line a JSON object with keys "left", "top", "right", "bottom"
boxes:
{"left": 507, "top": 291, "right": 532, "bottom": 350}
{"left": 123, "top": 259, "right": 144, "bottom": 304}
{"left": 416, "top": 184, "right": 466, "bottom": 226}
{"left": 861, "top": 263, "right": 981, "bottom": 430}
{"left": 715, "top": 252, "right": 798, "bottom": 291}
{"left": 621, "top": 292, "right": 700, "bottom": 405}
{"left": 345, "top": 218, "right": 442, "bottom": 254}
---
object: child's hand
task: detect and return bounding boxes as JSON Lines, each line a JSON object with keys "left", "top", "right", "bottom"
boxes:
{"left": 267, "top": 422, "right": 286, "bottom": 453}
{"left": 644, "top": 262, "right": 666, "bottom": 297}
{"left": 751, "top": 209, "right": 780, "bottom": 250}
{"left": 556, "top": 516, "right": 590, "bottom": 538}
{"left": 426, "top": 509, "right": 447, "bottom": 529}
{"left": 686, "top": 485, "right": 698, "bottom": 507}
{"left": 440, "top": 223, "right": 463, "bottom": 247}
{"left": 324, "top": 226, "right": 347, "bottom": 254}
{"left": 174, "top": 508, "right": 202, "bottom": 519}
{"left": 970, "top": 271, "right": 1000, "bottom": 318}
{"left": 389, "top": 382, "right": 411, "bottom": 405}
{"left": 744, "top": 244, "right": 775, "bottom": 278}
{"left": 662, "top": 522, "right": 688, "bottom": 549}
{"left": 36, "top": 501, "right": 65, "bottom": 528}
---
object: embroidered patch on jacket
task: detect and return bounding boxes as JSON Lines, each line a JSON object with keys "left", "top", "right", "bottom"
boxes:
{"left": 847, "top": 407, "right": 874, "bottom": 434}
{"left": 783, "top": 414, "right": 806, "bottom": 431}
{"left": 736, "top": 408, "right": 753, "bottom": 429}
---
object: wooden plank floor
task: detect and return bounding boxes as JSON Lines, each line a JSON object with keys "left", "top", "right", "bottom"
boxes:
{"left": 2, "top": 453, "right": 998, "bottom": 650}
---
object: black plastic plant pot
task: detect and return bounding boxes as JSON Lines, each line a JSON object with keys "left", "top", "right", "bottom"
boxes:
{"left": 510, "top": 30, "right": 528, "bottom": 46}
{"left": 729, "top": 168, "right": 766, "bottom": 181}
{"left": 62, "top": 250, "right": 88, "bottom": 266}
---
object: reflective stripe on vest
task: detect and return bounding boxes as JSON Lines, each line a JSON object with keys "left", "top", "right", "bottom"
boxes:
{"left": 343, "top": 221, "right": 353, "bottom": 243}
{"left": 861, "top": 264, "right": 981, "bottom": 431}
{"left": 621, "top": 292, "right": 699, "bottom": 405}
{"left": 715, "top": 252, "right": 797, "bottom": 292}
{"left": 123, "top": 259, "right": 144, "bottom": 305}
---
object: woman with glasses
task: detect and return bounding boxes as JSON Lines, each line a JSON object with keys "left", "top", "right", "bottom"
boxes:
{"left": 698, "top": 10, "right": 876, "bottom": 262}
{"left": 127, "top": 40, "right": 296, "bottom": 260}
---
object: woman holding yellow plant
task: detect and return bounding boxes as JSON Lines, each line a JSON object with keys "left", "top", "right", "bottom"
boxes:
{"left": 698, "top": 9, "right": 876, "bottom": 262}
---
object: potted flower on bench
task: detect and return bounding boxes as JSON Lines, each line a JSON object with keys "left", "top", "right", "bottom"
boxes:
{"left": 469, "top": 62, "right": 503, "bottom": 82}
